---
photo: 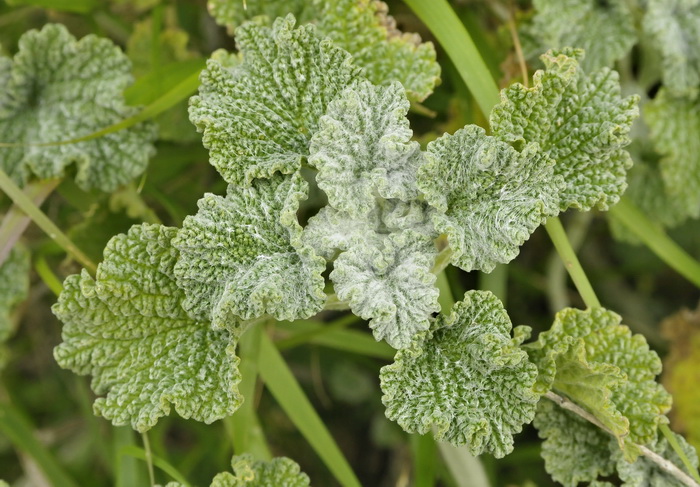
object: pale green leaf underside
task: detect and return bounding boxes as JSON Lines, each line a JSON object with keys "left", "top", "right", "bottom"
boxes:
{"left": 0, "top": 245, "right": 30, "bottom": 368}
{"left": 418, "top": 125, "right": 561, "bottom": 273}
{"left": 527, "top": 307, "right": 671, "bottom": 457}
{"left": 643, "top": 0, "right": 700, "bottom": 96}
{"left": 173, "top": 174, "right": 326, "bottom": 330}
{"left": 207, "top": 0, "right": 440, "bottom": 101}
{"left": 211, "top": 454, "right": 310, "bottom": 487}
{"left": 490, "top": 48, "right": 638, "bottom": 211}
{"left": 529, "top": 0, "right": 636, "bottom": 71}
{"left": 311, "top": 80, "right": 424, "bottom": 217}
{"left": 53, "top": 224, "right": 242, "bottom": 432}
{"left": 534, "top": 400, "right": 615, "bottom": 487}
{"left": 331, "top": 230, "right": 439, "bottom": 349}
{"left": 644, "top": 89, "right": 700, "bottom": 219}
{"left": 189, "top": 15, "right": 362, "bottom": 186}
{"left": 0, "top": 24, "right": 156, "bottom": 191}
{"left": 380, "top": 290, "right": 539, "bottom": 458}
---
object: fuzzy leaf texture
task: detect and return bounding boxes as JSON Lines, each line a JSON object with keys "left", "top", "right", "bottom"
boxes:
{"left": 534, "top": 400, "right": 616, "bottom": 486}
{"left": 644, "top": 89, "right": 700, "bottom": 219}
{"left": 311, "top": 80, "right": 424, "bottom": 217}
{"left": 210, "top": 454, "right": 310, "bottom": 487}
{"left": 331, "top": 230, "right": 439, "bottom": 349}
{"left": 53, "top": 224, "right": 242, "bottom": 432}
{"left": 643, "top": 0, "right": 700, "bottom": 96}
{"left": 490, "top": 48, "right": 639, "bottom": 211}
{"left": 417, "top": 125, "right": 561, "bottom": 272}
{"left": 172, "top": 174, "right": 326, "bottom": 330}
{"left": 526, "top": 307, "right": 672, "bottom": 459}
{"left": 207, "top": 0, "right": 440, "bottom": 101}
{"left": 0, "top": 245, "right": 30, "bottom": 368}
{"left": 527, "top": 0, "right": 636, "bottom": 71}
{"left": 380, "top": 290, "right": 539, "bottom": 458}
{"left": 189, "top": 15, "right": 362, "bottom": 186}
{"left": 0, "top": 24, "right": 156, "bottom": 191}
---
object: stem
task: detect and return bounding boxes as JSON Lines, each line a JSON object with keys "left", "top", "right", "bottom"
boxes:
{"left": 544, "top": 217, "right": 601, "bottom": 309}
{"left": 0, "top": 170, "right": 97, "bottom": 274}
{"left": 35, "top": 254, "right": 64, "bottom": 296}
{"left": 660, "top": 424, "right": 700, "bottom": 484}
{"left": 403, "top": 0, "right": 501, "bottom": 117}
{"left": 478, "top": 265, "right": 508, "bottom": 303}
{"left": 142, "top": 433, "right": 155, "bottom": 487}
{"left": 609, "top": 197, "right": 700, "bottom": 289}
{"left": 0, "top": 178, "right": 59, "bottom": 266}
{"left": 545, "top": 392, "right": 700, "bottom": 487}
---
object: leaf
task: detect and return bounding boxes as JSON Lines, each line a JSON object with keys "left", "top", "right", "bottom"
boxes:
{"left": 643, "top": 0, "right": 700, "bottom": 96}
{"left": 210, "top": 454, "right": 310, "bottom": 487}
{"left": 615, "top": 431, "right": 700, "bottom": 487}
{"left": 644, "top": 89, "right": 700, "bottom": 219}
{"left": 0, "top": 24, "right": 156, "bottom": 191}
{"left": 534, "top": 400, "right": 616, "bottom": 487}
{"left": 331, "top": 230, "right": 440, "bottom": 349}
{"left": 417, "top": 125, "right": 561, "bottom": 272}
{"left": 380, "top": 290, "right": 539, "bottom": 458}
{"left": 53, "top": 224, "right": 242, "bottom": 432}
{"left": 526, "top": 307, "right": 672, "bottom": 458}
{"left": 0, "top": 245, "right": 30, "bottom": 368}
{"left": 490, "top": 48, "right": 639, "bottom": 211}
{"left": 311, "top": 80, "right": 425, "bottom": 217}
{"left": 208, "top": 0, "right": 440, "bottom": 101}
{"left": 526, "top": 0, "right": 636, "bottom": 71}
{"left": 172, "top": 174, "right": 326, "bottom": 330}
{"left": 189, "top": 15, "right": 362, "bottom": 186}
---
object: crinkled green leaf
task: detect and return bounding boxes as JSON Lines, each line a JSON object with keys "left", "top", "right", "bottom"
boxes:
{"left": 615, "top": 431, "right": 699, "bottom": 487}
{"left": 331, "top": 230, "right": 439, "bottom": 349}
{"left": 417, "top": 125, "right": 561, "bottom": 272}
{"left": 208, "top": 0, "right": 440, "bottom": 101}
{"left": 490, "top": 48, "right": 639, "bottom": 211}
{"left": 526, "top": 307, "right": 672, "bottom": 458}
{"left": 172, "top": 174, "right": 326, "bottom": 330}
{"left": 527, "top": 0, "right": 636, "bottom": 71}
{"left": 644, "top": 89, "right": 700, "bottom": 219}
{"left": 380, "top": 290, "right": 539, "bottom": 457}
{"left": 189, "top": 15, "right": 362, "bottom": 186}
{"left": 211, "top": 454, "right": 310, "bottom": 487}
{"left": 0, "top": 245, "right": 30, "bottom": 368}
{"left": 53, "top": 224, "right": 242, "bottom": 432}
{"left": 311, "top": 80, "right": 424, "bottom": 217}
{"left": 534, "top": 400, "right": 616, "bottom": 486}
{"left": 643, "top": 0, "right": 700, "bottom": 96}
{"left": 0, "top": 24, "right": 156, "bottom": 191}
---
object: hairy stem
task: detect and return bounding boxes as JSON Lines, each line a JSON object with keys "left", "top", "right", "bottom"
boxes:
{"left": 0, "top": 178, "right": 59, "bottom": 266}
{"left": 0, "top": 170, "right": 96, "bottom": 274}
{"left": 544, "top": 217, "right": 601, "bottom": 309}
{"left": 545, "top": 392, "right": 700, "bottom": 487}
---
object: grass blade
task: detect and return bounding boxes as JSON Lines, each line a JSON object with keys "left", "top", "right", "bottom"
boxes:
{"left": 120, "top": 445, "right": 191, "bottom": 487}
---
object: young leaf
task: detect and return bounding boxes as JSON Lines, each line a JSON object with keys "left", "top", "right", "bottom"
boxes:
{"left": 380, "top": 290, "right": 539, "bottom": 458}
{"left": 534, "top": 400, "right": 616, "bottom": 486}
{"left": 526, "top": 0, "right": 636, "bottom": 71}
{"left": 417, "top": 125, "right": 561, "bottom": 273}
{"left": 643, "top": 0, "right": 700, "bottom": 96}
{"left": 331, "top": 230, "right": 440, "bottom": 349}
{"left": 0, "top": 245, "right": 29, "bottom": 368}
{"left": 526, "top": 307, "right": 672, "bottom": 458}
{"left": 210, "top": 454, "right": 310, "bottom": 487}
{"left": 189, "top": 15, "right": 362, "bottom": 186}
{"left": 490, "top": 48, "right": 639, "bottom": 212}
{"left": 172, "top": 174, "right": 326, "bottom": 330}
{"left": 208, "top": 0, "right": 440, "bottom": 101}
{"left": 311, "top": 80, "right": 424, "bottom": 217}
{"left": 53, "top": 224, "right": 242, "bottom": 432}
{"left": 644, "top": 89, "right": 700, "bottom": 219}
{"left": 0, "top": 24, "right": 156, "bottom": 191}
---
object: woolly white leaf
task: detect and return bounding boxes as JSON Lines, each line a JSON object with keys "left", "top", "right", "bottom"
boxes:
{"left": 0, "top": 245, "right": 30, "bottom": 368}
{"left": 417, "top": 125, "right": 561, "bottom": 272}
{"left": 380, "top": 290, "right": 539, "bottom": 458}
{"left": 53, "top": 224, "right": 242, "bottom": 432}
